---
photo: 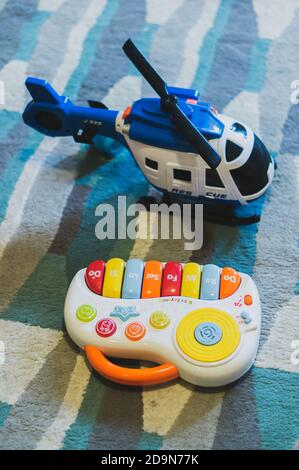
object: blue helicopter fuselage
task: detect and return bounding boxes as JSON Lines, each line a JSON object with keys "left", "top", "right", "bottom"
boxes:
{"left": 22, "top": 78, "right": 223, "bottom": 153}
{"left": 22, "top": 77, "right": 274, "bottom": 212}
{"left": 125, "top": 86, "right": 224, "bottom": 153}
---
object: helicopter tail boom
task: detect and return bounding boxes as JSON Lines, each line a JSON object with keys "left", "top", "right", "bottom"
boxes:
{"left": 23, "top": 77, "right": 120, "bottom": 145}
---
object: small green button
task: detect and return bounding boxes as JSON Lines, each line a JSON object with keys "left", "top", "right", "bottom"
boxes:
{"left": 76, "top": 304, "right": 97, "bottom": 322}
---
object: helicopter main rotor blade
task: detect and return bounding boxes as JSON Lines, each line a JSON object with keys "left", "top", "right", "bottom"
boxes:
{"left": 172, "top": 103, "right": 221, "bottom": 169}
{"left": 122, "top": 39, "right": 169, "bottom": 100}
{"left": 122, "top": 39, "right": 221, "bottom": 169}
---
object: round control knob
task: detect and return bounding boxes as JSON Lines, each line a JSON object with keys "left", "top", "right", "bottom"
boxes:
{"left": 176, "top": 308, "right": 241, "bottom": 363}
{"left": 194, "top": 322, "right": 222, "bottom": 346}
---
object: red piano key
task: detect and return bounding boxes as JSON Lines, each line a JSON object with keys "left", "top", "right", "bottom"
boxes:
{"left": 85, "top": 260, "right": 105, "bottom": 294}
{"left": 161, "top": 262, "right": 182, "bottom": 296}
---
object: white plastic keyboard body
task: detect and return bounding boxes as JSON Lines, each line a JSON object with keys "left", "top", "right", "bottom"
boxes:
{"left": 65, "top": 260, "right": 261, "bottom": 387}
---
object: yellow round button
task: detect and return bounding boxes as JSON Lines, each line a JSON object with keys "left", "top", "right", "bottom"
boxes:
{"left": 150, "top": 311, "right": 170, "bottom": 329}
{"left": 176, "top": 308, "right": 241, "bottom": 363}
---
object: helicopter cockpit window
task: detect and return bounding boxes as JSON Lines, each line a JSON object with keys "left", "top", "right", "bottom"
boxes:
{"left": 205, "top": 168, "right": 224, "bottom": 188}
{"left": 173, "top": 168, "right": 191, "bottom": 182}
{"left": 225, "top": 140, "right": 243, "bottom": 162}
{"left": 145, "top": 158, "right": 158, "bottom": 170}
{"left": 230, "top": 134, "right": 271, "bottom": 196}
{"left": 230, "top": 122, "right": 247, "bottom": 138}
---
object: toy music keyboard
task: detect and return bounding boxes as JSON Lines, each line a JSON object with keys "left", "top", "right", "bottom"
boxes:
{"left": 64, "top": 258, "right": 261, "bottom": 387}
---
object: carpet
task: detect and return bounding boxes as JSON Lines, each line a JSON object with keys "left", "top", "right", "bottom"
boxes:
{"left": 0, "top": 0, "right": 299, "bottom": 450}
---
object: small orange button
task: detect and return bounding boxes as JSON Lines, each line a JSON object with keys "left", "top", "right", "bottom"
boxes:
{"left": 244, "top": 294, "right": 253, "bottom": 305}
{"left": 125, "top": 322, "right": 146, "bottom": 341}
{"left": 220, "top": 267, "right": 241, "bottom": 299}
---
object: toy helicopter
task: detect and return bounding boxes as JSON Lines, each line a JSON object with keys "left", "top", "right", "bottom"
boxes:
{"left": 22, "top": 39, "right": 275, "bottom": 224}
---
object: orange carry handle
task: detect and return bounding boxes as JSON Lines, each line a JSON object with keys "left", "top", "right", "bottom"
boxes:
{"left": 84, "top": 345, "right": 179, "bottom": 386}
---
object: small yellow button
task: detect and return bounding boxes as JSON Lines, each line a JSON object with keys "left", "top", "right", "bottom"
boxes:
{"left": 150, "top": 311, "right": 170, "bottom": 329}
{"left": 181, "top": 262, "right": 201, "bottom": 298}
{"left": 102, "top": 258, "right": 125, "bottom": 298}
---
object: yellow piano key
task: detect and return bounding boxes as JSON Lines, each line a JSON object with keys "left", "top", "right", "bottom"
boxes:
{"left": 102, "top": 258, "right": 125, "bottom": 298}
{"left": 181, "top": 262, "right": 202, "bottom": 298}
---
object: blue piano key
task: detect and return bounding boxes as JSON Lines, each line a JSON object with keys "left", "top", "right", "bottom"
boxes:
{"left": 122, "top": 259, "right": 144, "bottom": 299}
{"left": 200, "top": 264, "right": 220, "bottom": 300}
